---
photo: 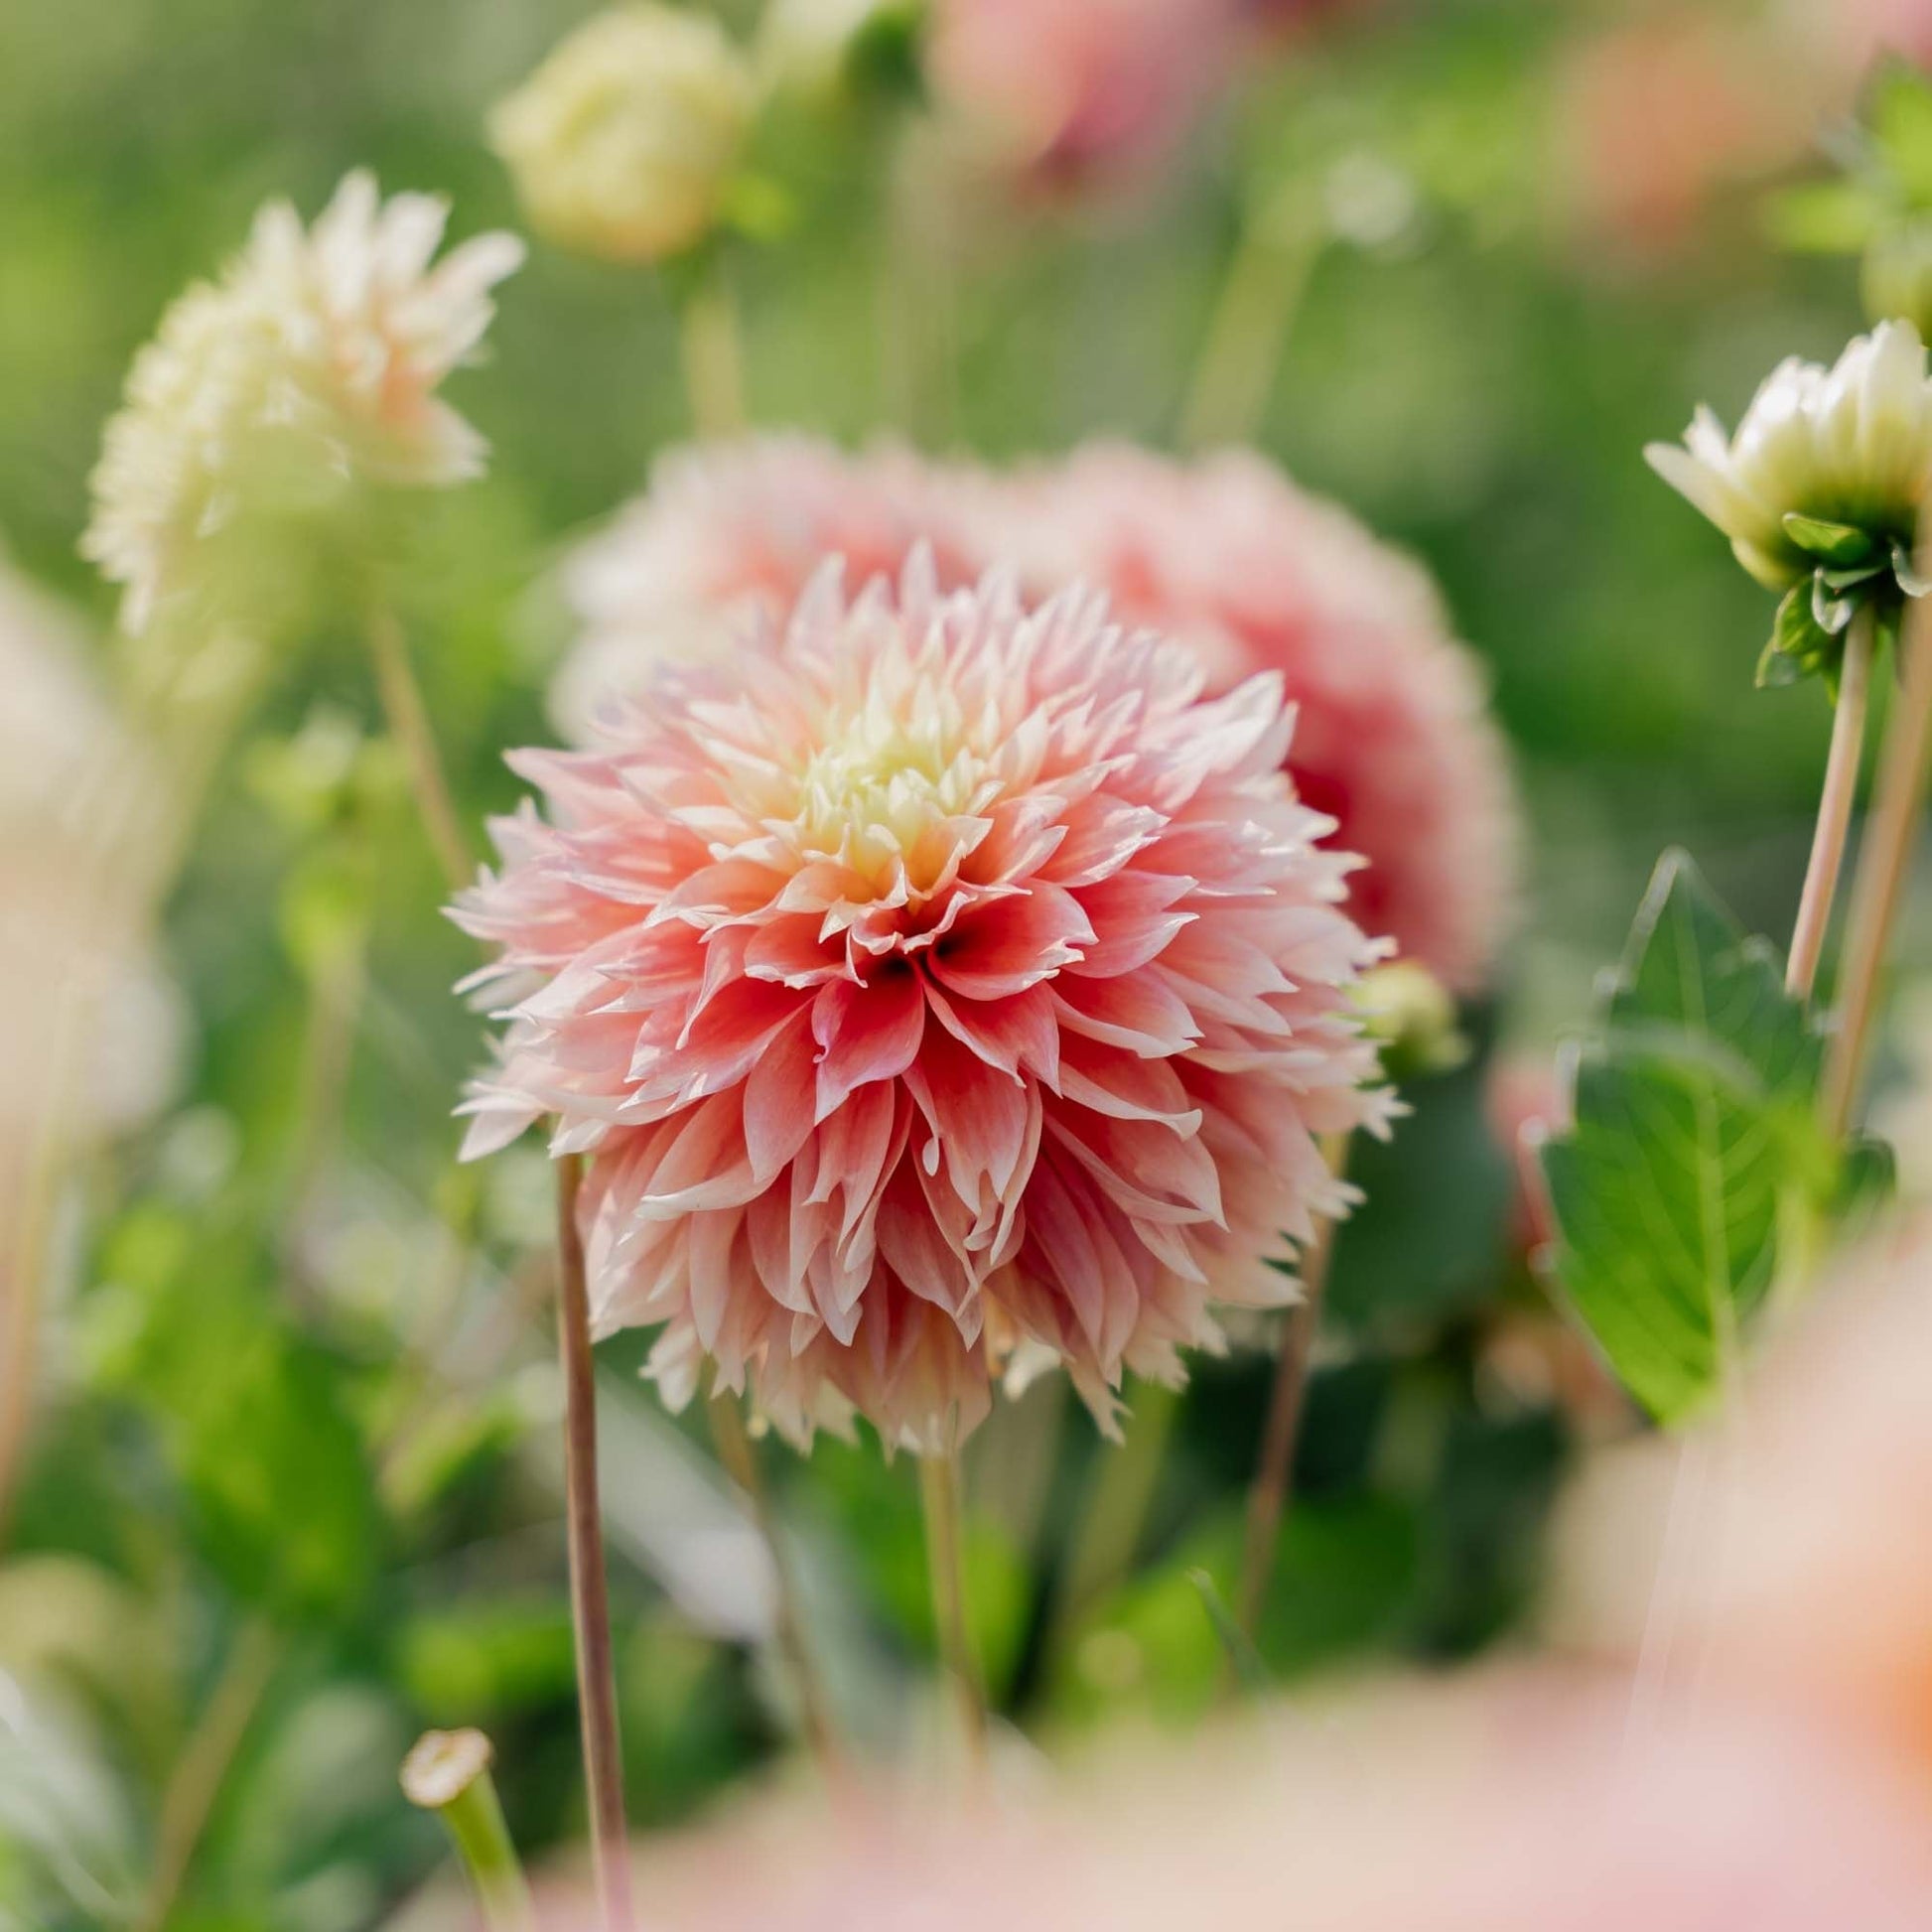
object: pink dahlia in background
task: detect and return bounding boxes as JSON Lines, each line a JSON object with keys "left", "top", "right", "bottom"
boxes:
{"left": 549, "top": 438, "right": 999, "bottom": 740}
{"left": 925, "top": 0, "right": 1245, "bottom": 193}
{"left": 462, "top": 556, "right": 1390, "bottom": 1449}
{"left": 1015, "top": 447, "right": 1519, "bottom": 993}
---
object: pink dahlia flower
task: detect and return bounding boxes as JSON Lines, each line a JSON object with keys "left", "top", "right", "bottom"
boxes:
{"left": 925, "top": 0, "right": 1244, "bottom": 192}
{"left": 462, "top": 556, "right": 1390, "bottom": 1450}
{"left": 1015, "top": 447, "right": 1519, "bottom": 993}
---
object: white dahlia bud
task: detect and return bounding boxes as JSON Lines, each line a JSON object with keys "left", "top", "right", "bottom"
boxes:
{"left": 82, "top": 172, "right": 522, "bottom": 639}
{"left": 489, "top": 5, "right": 758, "bottom": 266}
{"left": 1645, "top": 320, "right": 1932, "bottom": 685}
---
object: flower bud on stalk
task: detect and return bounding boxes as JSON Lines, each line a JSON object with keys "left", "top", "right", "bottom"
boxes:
{"left": 490, "top": 5, "right": 759, "bottom": 267}
{"left": 1644, "top": 319, "right": 1932, "bottom": 692}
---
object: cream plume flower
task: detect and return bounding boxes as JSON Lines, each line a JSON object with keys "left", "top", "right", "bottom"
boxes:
{"left": 489, "top": 5, "right": 757, "bottom": 265}
{"left": 459, "top": 556, "right": 1391, "bottom": 1450}
{"left": 82, "top": 172, "right": 522, "bottom": 637}
{"left": 1645, "top": 321, "right": 1932, "bottom": 682}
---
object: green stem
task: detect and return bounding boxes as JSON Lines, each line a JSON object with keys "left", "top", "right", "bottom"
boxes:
{"left": 365, "top": 602, "right": 473, "bottom": 895}
{"left": 678, "top": 254, "right": 748, "bottom": 440}
{"left": 1822, "top": 594, "right": 1932, "bottom": 1135}
{"left": 1786, "top": 606, "right": 1875, "bottom": 1000}
{"left": 138, "top": 1618, "right": 281, "bottom": 1932}
{"left": 1235, "top": 1130, "right": 1352, "bottom": 1639}
{"left": 918, "top": 1449, "right": 986, "bottom": 1772}
{"left": 401, "top": 1728, "right": 536, "bottom": 1932}
{"left": 706, "top": 1386, "right": 844, "bottom": 1776}
{"left": 1178, "top": 199, "right": 1322, "bottom": 452}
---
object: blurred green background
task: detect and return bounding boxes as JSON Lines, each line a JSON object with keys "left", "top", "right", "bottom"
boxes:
{"left": 0, "top": 0, "right": 1912, "bottom": 1926}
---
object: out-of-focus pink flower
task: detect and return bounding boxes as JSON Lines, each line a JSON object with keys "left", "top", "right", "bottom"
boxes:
{"left": 521, "top": 1674, "right": 1932, "bottom": 1932}
{"left": 1554, "top": 1215, "right": 1932, "bottom": 1773}
{"left": 1782, "top": 0, "right": 1932, "bottom": 91}
{"left": 1550, "top": 17, "right": 1809, "bottom": 263}
{"left": 461, "top": 557, "right": 1390, "bottom": 1450}
{"left": 555, "top": 439, "right": 1517, "bottom": 994}
{"left": 1015, "top": 447, "right": 1519, "bottom": 993}
{"left": 926, "top": 0, "right": 1245, "bottom": 192}
{"left": 550, "top": 439, "right": 999, "bottom": 741}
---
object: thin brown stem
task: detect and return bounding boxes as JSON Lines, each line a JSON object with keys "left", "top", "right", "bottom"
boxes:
{"left": 365, "top": 602, "right": 472, "bottom": 895}
{"left": 918, "top": 1449, "right": 987, "bottom": 1773}
{"left": 706, "top": 1387, "right": 843, "bottom": 1775}
{"left": 677, "top": 257, "right": 748, "bottom": 441}
{"left": 1236, "top": 1131, "right": 1352, "bottom": 1638}
{"left": 138, "top": 1617, "right": 280, "bottom": 1932}
{"left": 1823, "top": 597, "right": 1932, "bottom": 1135}
{"left": 1787, "top": 608, "right": 1875, "bottom": 999}
{"left": 554, "top": 1155, "right": 633, "bottom": 1932}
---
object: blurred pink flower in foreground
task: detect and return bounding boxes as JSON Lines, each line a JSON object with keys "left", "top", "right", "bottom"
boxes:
{"left": 461, "top": 557, "right": 1390, "bottom": 1449}
{"left": 1017, "top": 447, "right": 1519, "bottom": 993}
{"left": 926, "top": 0, "right": 1245, "bottom": 192}
{"left": 555, "top": 438, "right": 1518, "bottom": 995}
{"left": 518, "top": 1675, "right": 1932, "bottom": 1931}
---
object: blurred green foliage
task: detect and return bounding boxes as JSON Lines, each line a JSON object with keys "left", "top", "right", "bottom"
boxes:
{"left": 0, "top": 0, "right": 1901, "bottom": 1926}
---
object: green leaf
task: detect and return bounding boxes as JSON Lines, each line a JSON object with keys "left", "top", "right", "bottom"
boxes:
{"left": 1812, "top": 569, "right": 1860, "bottom": 635}
{"left": 1782, "top": 511, "right": 1875, "bottom": 565}
{"left": 1538, "top": 852, "right": 1836, "bottom": 1424}
{"left": 1183, "top": 1569, "right": 1270, "bottom": 1697}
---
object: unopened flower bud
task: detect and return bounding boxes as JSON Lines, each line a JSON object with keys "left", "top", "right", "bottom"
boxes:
{"left": 1351, "top": 961, "right": 1468, "bottom": 1081}
{"left": 1644, "top": 320, "right": 1932, "bottom": 688}
{"left": 490, "top": 5, "right": 758, "bottom": 266}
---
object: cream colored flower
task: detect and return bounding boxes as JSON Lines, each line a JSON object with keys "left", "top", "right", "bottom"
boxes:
{"left": 1646, "top": 321, "right": 1932, "bottom": 682}
{"left": 82, "top": 173, "right": 522, "bottom": 638}
{"left": 489, "top": 6, "right": 757, "bottom": 265}
{"left": 1646, "top": 321, "right": 1932, "bottom": 588}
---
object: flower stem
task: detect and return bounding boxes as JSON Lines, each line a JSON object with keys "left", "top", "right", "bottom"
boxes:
{"left": 554, "top": 1154, "right": 633, "bottom": 1932}
{"left": 918, "top": 1448, "right": 987, "bottom": 1772}
{"left": 706, "top": 1386, "right": 844, "bottom": 1776}
{"left": 1236, "top": 1130, "right": 1351, "bottom": 1639}
{"left": 1178, "top": 198, "right": 1321, "bottom": 452}
{"left": 401, "top": 1728, "right": 536, "bottom": 1932}
{"left": 1822, "top": 596, "right": 1932, "bottom": 1136}
{"left": 1787, "top": 607, "right": 1875, "bottom": 1000}
{"left": 137, "top": 1617, "right": 281, "bottom": 1932}
{"left": 364, "top": 602, "right": 473, "bottom": 895}
{"left": 1043, "top": 1381, "right": 1178, "bottom": 1679}
{"left": 678, "top": 255, "right": 748, "bottom": 440}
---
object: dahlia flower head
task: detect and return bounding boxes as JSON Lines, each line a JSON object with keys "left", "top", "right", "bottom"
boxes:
{"left": 489, "top": 4, "right": 757, "bottom": 265}
{"left": 83, "top": 172, "right": 522, "bottom": 638}
{"left": 460, "top": 555, "right": 1393, "bottom": 1450}
{"left": 1645, "top": 320, "right": 1932, "bottom": 686}
{"left": 553, "top": 438, "right": 1518, "bottom": 996}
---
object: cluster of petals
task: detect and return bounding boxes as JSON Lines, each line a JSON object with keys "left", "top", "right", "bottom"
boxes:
{"left": 461, "top": 557, "right": 1392, "bottom": 1449}
{"left": 1645, "top": 319, "right": 1932, "bottom": 592}
{"left": 554, "top": 437, "right": 1517, "bottom": 994}
{"left": 83, "top": 171, "right": 522, "bottom": 636}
